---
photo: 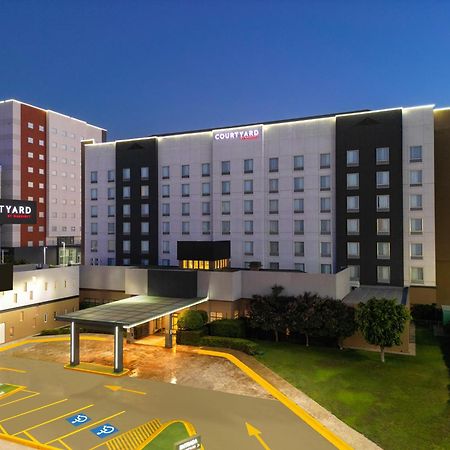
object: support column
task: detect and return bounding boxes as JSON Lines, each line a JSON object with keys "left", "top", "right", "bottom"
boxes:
{"left": 165, "top": 314, "right": 173, "bottom": 349}
{"left": 114, "top": 325, "right": 123, "bottom": 373}
{"left": 70, "top": 322, "right": 80, "bottom": 366}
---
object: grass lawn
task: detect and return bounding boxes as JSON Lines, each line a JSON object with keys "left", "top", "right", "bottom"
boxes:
{"left": 255, "top": 327, "right": 450, "bottom": 450}
{"left": 143, "top": 422, "right": 190, "bottom": 450}
{"left": 0, "top": 384, "right": 21, "bottom": 397}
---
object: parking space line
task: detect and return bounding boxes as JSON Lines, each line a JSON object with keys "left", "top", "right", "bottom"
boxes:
{"left": 0, "top": 391, "right": 40, "bottom": 408}
{"left": 21, "top": 430, "right": 39, "bottom": 443}
{"left": 14, "top": 403, "right": 95, "bottom": 435}
{"left": 46, "top": 410, "right": 125, "bottom": 445}
{"left": 57, "top": 438, "right": 72, "bottom": 449}
{"left": 0, "top": 367, "right": 27, "bottom": 373}
{"left": 0, "top": 398, "right": 68, "bottom": 423}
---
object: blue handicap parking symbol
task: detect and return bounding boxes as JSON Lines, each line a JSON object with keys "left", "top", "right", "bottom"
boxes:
{"left": 90, "top": 423, "right": 119, "bottom": 439}
{"left": 66, "top": 413, "right": 91, "bottom": 427}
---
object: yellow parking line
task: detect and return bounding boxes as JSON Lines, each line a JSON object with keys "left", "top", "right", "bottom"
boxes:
{"left": 21, "top": 430, "right": 39, "bottom": 443}
{"left": 0, "top": 398, "right": 68, "bottom": 423}
{"left": 0, "top": 367, "right": 27, "bottom": 373}
{"left": 15, "top": 404, "right": 95, "bottom": 435}
{"left": 0, "top": 391, "right": 39, "bottom": 408}
{"left": 46, "top": 410, "right": 125, "bottom": 444}
{"left": 0, "top": 423, "right": 7, "bottom": 433}
{"left": 57, "top": 438, "right": 72, "bottom": 450}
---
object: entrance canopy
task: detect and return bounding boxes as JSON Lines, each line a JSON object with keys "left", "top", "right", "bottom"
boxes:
{"left": 57, "top": 295, "right": 208, "bottom": 330}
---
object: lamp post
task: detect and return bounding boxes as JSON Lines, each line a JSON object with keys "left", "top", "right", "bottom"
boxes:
{"left": 43, "top": 246, "right": 47, "bottom": 266}
{"left": 62, "top": 242, "right": 66, "bottom": 266}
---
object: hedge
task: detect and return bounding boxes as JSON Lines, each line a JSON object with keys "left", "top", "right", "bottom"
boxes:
{"left": 177, "top": 310, "right": 206, "bottom": 331}
{"left": 199, "top": 336, "right": 260, "bottom": 355}
{"left": 176, "top": 329, "right": 206, "bottom": 346}
{"left": 39, "top": 327, "right": 71, "bottom": 336}
{"left": 209, "top": 319, "right": 246, "bottom": 338}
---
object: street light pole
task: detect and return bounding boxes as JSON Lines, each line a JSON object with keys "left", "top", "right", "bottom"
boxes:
{"left": 62, "top": 242, "right": 66, "bottom": 266}
{"left": 43, "top": 246, "right": 47, "bottom": 266}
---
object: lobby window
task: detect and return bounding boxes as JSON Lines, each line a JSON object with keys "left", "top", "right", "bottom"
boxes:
{"left": 320, "top": 153, "right": 331, "bottom": 169}
{"left": 269, "top": 157, "right": 279, "bottom": 172}
{"left": 269, "top": 241, "right": 279, "bottom": 256}
{"left": 244, "top": 241, "right": 253, "bottom": 256}
{"left": 244, "top": 159, "right": 253, "bottom": 174}
{"left": 244, "top": 220, "right": 253, "bottom": 234}
{"left": 321, "top": 264, "right": 332, "bottom": 274}
{"left": 90, "top": 188, "right": 98, "bottom": 200}
{"left": 346, "top": 149, "right": 359, "bottom": 166}
{"left": 123, "top": 168, "right": 131, "bottom": 181}
{"left": 349, "top": 265, "right": 360, "bottom": 281}
{"left": 320, "top": 197, "right": 331, "bottom": 213}
{"left": 377, "top": 242, "right": 390, "bottom": 259}
{"left": 90, "top": 171, "right": 98, "bottom": 183}
{"left": 123, "top": 186, "right": 131, "bottom": 199}
{"left": 141, "top": 204, "right": 150, "bottom": 216}
{"left": 294, "top": 155, "right": 304, "bottom": 171}
{"left": 269, "top": 199, "right": 278, "bottom": 214}
{"left": 244, "top": 199, "right": 253, "bottom": 214}
{"left": 162, "top": 166, "right": 170, "bottom": 179}
{"left": 295, "top": 263, "right": 305, "bottom": 272}
{"left": 221, "top": 161, "right": 231, "bottom": 175}
{"left": 376, "top": 147, "right": 389, "bottom": 165}
{"left": 269, "top": 220, "right": 279, "bottom": 235}
{"left": 181, "top": 165, "right": 190, "bottom": 178}
{"left": 320, "top": 175, "right": 331, "bottom": 191}
{"left": 377, "top": 266, "right": 390, "bottom": 284}
{"left": 222, "top": 200, "right": 230, "bottom": 215}
{"left": 108, "top": 170, "right": 115, "bottom": 182}
{"left": 182, "top": 202, "right": 190, "bottom": 216}
{"left": 347, "top": 218, "right": 359, "bottom": 235}
{"left": 410, "top": 218, "right": 423, "bottom": 234}
{"left": 410, "top": 146, "right": 422, "bottom": 163}
{"left": 269, "top": 262, "right": 279, "bottom": 270}
{"left": 347, "top": 242, "right": 359, "bottom": 258}
{"left": 410, "top": 170, "right": 422, "bottom": 187}
{"left": 222, "top": 221, "right": 231, "bottom": 235}
{"left": 294, "top": 177, "right": 304, "bottom": 192}
{"left": 90, "top": 240, "right": 98, "bottom": 252}
{"left": 182, "top": 221, "right": 190, "bottom": 235}
{"left": 108, "top": 223, "right": 115, "bottom": 235}
{"left": 202, "top": 221, "right": 211, "bottom": 235}
{"left": 108, "top": 187, "right": 115, "bottom": 200}
{"left": 91, "top": 223, "right": 98, "bottom": 235}
{"left": 377, "top": 218, "right": 390, "bottom": 235}
{"left": 376, "top": 171, "right": 390, "bottom": 188}
{"left": 141, "top": 222, "right": 149, "bottom": 234}
{"left": 181, "top": 184, "right": 190, "bottom": 197}
{"left": 294, "top": 241, "right": 304, "bottom": 257}
{"left": 321, "top": 219, "right": 331, "bottom": 235}
{"left": 123, "top": 222, "right": 131, "bottom": 234}
{"left": 162, "top": 240, "right": 170, "bottom": 254}
{"left": 294, "top": 198, "right": 304, "bottom": 213}
{"left": 222, "top": 181, "right": 230, "bottom": 195}
{"left": 411, "top": 267, "right": 424, "bottom": 284}
{"left": 202, "top": 201, "right": 210, "bottom": 215}
{"left": 244, "top": 179, "right": 253, "bottom": 194}
{"left": 141, "top": 241, "right": 149, "bottom": 254}
{"left": 202, "top": 163, "right": 210, "bottom": 177}
{"left": 162, "top": 203, "right": 170, "bottom": 216}
{"left": 410, "top": 194, "right": 422, "bottom": 210}
{"left": 108, "top": 205, "right": 115, "bottom": 217}
{"left": 411, "top": 243, "right": 423, "bottom": 259}
{"left": 162, "top": 222, "right": 170, "bottom": 234}
{"left": 210, "top": 312, "right": 223, "bottom": 322}
{"left": 294, "top": 219, "right": 304, "bottom": 235}
{"left": 347, "top": 173, "right": 359, "bottom": 190}
{"left": 269, "top": 178, "right": 278, "bottom": 193}
{"left": 162, "top": 184, "right": 170, "bottom": 198}
{"left": 321, "top": 242, "right": 332, "bottom": 257}
{"left": 123, "top": 240, "right": 131, "bottom": 253}
{"left": 202, "top": 182, "right": 211, "bottom": 196}
{"left": 90, "top": 206, "right": 98, "bottom": 218}
{"left": 376, "top": 195, "right": 390, "bottom": 211}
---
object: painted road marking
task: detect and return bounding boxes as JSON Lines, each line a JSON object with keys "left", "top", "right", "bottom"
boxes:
{"left": 90, "top": 423, "right": 119, "bottom": 439}
{"left": 66, "top": 413, "right": 92, "bottom": 427}
{"left": 0, "top": 391, "right": 39, "bottom": 408}
{"left": 0, "top": 398, "right": 68, "bottom": 423}
{"left": 246, "top": 422, "right": 271, "bottom": 450}
{"left": 46, "top": 411, "right": 125, "bottom": 445}
{"left": 104, "top": 385, "right": 146, "bottom": 395}
{"left": 0, "top": 367, "right": 27, "bottom": 373}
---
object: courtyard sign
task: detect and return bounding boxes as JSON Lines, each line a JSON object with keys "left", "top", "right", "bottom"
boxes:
{"left": 214, "top": 128, "right": 260, "bottom": 141}
{"left": 0, "top": 199, "right": 37, "bottom": 224}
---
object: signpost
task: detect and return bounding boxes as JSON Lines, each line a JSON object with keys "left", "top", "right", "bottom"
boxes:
{"left": 174, "top": 435, "right": 202, "bottom": 450}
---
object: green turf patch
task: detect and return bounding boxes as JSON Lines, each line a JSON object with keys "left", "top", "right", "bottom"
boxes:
{"left": 143, "top": 422, "right": 190, "bottom": 449}
{"left": 0, "top": 383, "right": 21, "bottom": 397}
{"left": 255, "top": 327, "right": 450, "bottom": 450}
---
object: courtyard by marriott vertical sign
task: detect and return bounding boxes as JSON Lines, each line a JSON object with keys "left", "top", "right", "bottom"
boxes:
{"left": 0, "top": 199, "right": 37, "bottom": 224}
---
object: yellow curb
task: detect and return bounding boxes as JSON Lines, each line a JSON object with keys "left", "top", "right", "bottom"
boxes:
{"left": 0, "top": 432, "right": 58, "bottom": 449}
{"left": 0, "top": 385, "right": 26, "bottom": 401}
{"left": 64, "top": 363, "right": 129, "bottom": 377}
{"left": 197, "top": 348, "right": 353, "bottom": 450}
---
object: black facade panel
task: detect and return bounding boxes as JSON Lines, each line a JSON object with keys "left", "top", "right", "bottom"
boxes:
{"left": 116, "top": 139, "right": 158, "bottom": 266}
{"left": 177, "top": 241, "right": 231, "bottom": 261}
{"left": 147, "top": 269, "right": 197, "bottom": 298}
{"left": 336, "top": 110, "right": 403, "bottom": 286}
{"left": 0, "top": 264, "right": 13, "bottom": 291}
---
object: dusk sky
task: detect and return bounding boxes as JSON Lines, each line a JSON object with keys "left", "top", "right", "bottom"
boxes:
{"left": 1, "top": 0, "right": 449, "bottom": 140}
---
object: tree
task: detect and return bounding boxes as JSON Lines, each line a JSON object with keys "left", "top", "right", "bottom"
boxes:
{"left": 290, "top": 292, "right": 322, "bottom": 347}
{"left": 356, "top": 298, "right": 410, "bottom": 362}
{"left": 177, "top": 310, "right": 205, "bottom": 331}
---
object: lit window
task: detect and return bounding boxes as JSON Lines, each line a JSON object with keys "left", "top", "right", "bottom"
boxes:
{"left": 27, "top": 122, "right": 34, "bottom": 129}
{"left": 377, "top": 218, "right": 390, "bottom": 235}
{"left": 141, "top": 185, "right": 149, "bottom": 198}
{"left": 27, "top": 137, "right": 34, "bottom": 144}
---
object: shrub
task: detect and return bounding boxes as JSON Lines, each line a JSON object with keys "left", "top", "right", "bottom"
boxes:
{"left": 39, "top": 326, "right": 71, "bottom": 336}
{"left": 209, "top": 319, "right": 246, "bottom": 338}
{"left": 200, "top": 336, "right": 260, "bottom": 355}
{"left": 176, "top": 329, "right": 206, "bottom": 346}
{"left": 196, "top": 310, "right": 209, "bottom": 325}
{"left": 177, "top": 310, "right": 205, "bottom": 330}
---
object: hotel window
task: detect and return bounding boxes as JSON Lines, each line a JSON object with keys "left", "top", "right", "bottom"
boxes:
{"left": 202, "top": 202, "right": 210, "bottom": 215}
{"left": 202, "top": 221, "right": 211, "bottom": 235}
{"left": 140, "top": 167, "right": 149, "bottom": 179}
{"left": 39, "top": 154, "right": 44, "bottom": 161}
{"left": 269, "top": 178, "right": 278, "bottom": 193}
{"left": 269, "top": 241, "right": 279, "bottom": 256}
{"left": 222, "top": 200, "right": 230, "bottom": 215}
{"left": 294, "top": 198, "right": 304, "bottom": 213}
{"left": 222, "top": 221, "right": 231, "bottom": 235}
{"left": 221, "top": 161, "right": 230, "bottom": 175}
{"left": 320, "top": 175, "right": 331, "bottom": 191}
{"left": 411, "top": 243, "right": 423, "bottom": 259}
{"left": 346, "top": 149, "right": 359, "bottom": 166}
{"left": 377, "top": 218, "right": 390, "bottom": 235}
{"left": 181, "top": 184, "right": 190, "bottom": 197}
{"left": 162, "top": 240, "right": 170, "bottom": 253}
{"left": 377, "top": 266, "right": 390, "bottom": 284}
{"left": 321, "top": 242, "right": 332, "bottom": 257}
{"left": 269, "top": 262, "right": 280, "bottom": 270}
{"left": 410, "top": 194, "right": 422, "bottom": 210}
{"left": 269, "top": 199, "right": 278, "bottom": 214}
{"left": 123, "top": 222, "right": 131, "bottom": 234}
{"left": 294, "top": 177, "right": 304, "bottom": 192}
{"left": 347, "top": 218, "right": 359, "bottom": 235}
{"left": 244, "top": 199, "right": 253, "bottom": 214}
{"left": 141, "top": 185, "right": 149, "bottom": 198}
{"left": 123, "top": 258, "right": 131, "bottom": 265}
{"left": 376, "top": 147, "right": 389, "bottom": 164}
{"left": 141, "top": 204, "right": 150, "bottom": 216}
{"left": 295, "top": 263, "right": 305, "bottom": 272}
{"left": 123, "top": 204, "right": 131, "bottom": 217}
{"left": 182, "top": 202, "right": 190, "bottom": 216}
{"left": 244, "top": 220, "right": 253, "bottom": 234}
{"left": 321, "top": 264, "right": 332, "bottom": 274}
{"left": 320, "top": 197, "right": 331, "bottom": 213}
{"left": 349, "top": 265, "right": 360, "bottom": 281}
{"left": 294, "top": 219, "right": 304, "bottom": 235}
{"left": 108, "top": 258, "right": 116, "bottom": 266}
{"left": 202, "top": 163, "right": 210, "bottom": 177}
{"left": 182, "top": 221, "right": 190, "bottom": 235}
{"left": 28, "top": 122, "right": 34, "bottom": 129}
{"left": 376, "top": 195, "right": 390, "bottom": 211}
{"left": 244, "top": 180, "right": 253, "bottom": 194}
{"left": 244, "top": 241, "right": 253, "bottom": 256}
{"left": 107, "top": 188, "right": 115, "bottom": 199}
{"left": 141, "top": 240, "right": 149, "bottom": 253}
{"left": 28, "top": 181, "right": 34, "bottom": 188}
{"left": 294, "top": 155, "right": 304, "bottom": 170}
{"left": 108, "top": 205, "right": 115, "bottom": 217}
{"left": 28, "top": 167, "right": 33, "bottom": 173}
{"left": 90, "top": 188, "right": 98, "bottom": 200}
{"left": 410, "top": 218, "right": 423, "bottom": 234}
{"left": 90, "top": 206, "right": 98, "bottom": 218}
{"left": 141, "top": 222, "right": 149, "bottom": 234}
{"left": 123, "top": 168, "right": 131, "bottom": 181}
{"left": 222, "top": 181, "right": 230, "bottom": 195}
{"left": 90, "top": 240, "right": 98, "bottom": 252}
{"left": 376, "top": 171, "right": 389, "bottom": 188}
{"left": 107, "top": 223, "right": 115, "bottom": 235}
{"left": 108, "top": 170, "right": 115, "bottom": 182}
{"left": 410, "top": 146, "right": 422, "bottom": 162}
{"left": 377, "top": 242, "right": 390, "bottom": 259}
{"left": 181, "top": 165, "right": 190, "bottom": 178}
{"left": 123, "top": 240, "right": 131, "bottom": 253}
{"left": 244, "top": 159, "right": 253, "bottom": 173}
{"left": 162, "top": 166, "right": 170, "bottom": 179}
{"left": 162, "top": 185, "right": 170, "bottom": 198}
{"left": 123, "top": 186, "right": 131, "bottom": 199}
{"left": 347, "top": 173, "right": 359, "bottom": 189}
{"left": 39, "top": 139, "right": 44, "bottom": 146}
{"left": 162, "top": 222, "right": 170, "bottom": 234}
{"left": 269, "top": 220, "right": 279, "bottom": 235}
{"left": 269, "top": 157, "right": 279, "bottom": 172}
{"left": 411, "top": 267, "right": 424, "bottom": 284}
{"left": 28, "top": 137, "right": 34, "bottom": 144}
{"left": 320, "top": 153, "right": 331, "bottom": 169}
{"left": 27, "top": 151, "right": 33, "bottom": 158}
{"left": 347, "top": 242, "right": 359, "bottom": 258}
{"left": 162, "top": 203, "right": 170, "bottom": 216}
{"left": 410, "top": 170, "right": 422, "bottom": 187}
{"left": 210, "top": 312, "right": 223, "bottom": 322}
{"left": 294, "top": 241, "right": 304, "bottom": 257}
{"left": 321, "top": 219, "right": 331, "bottom": 235}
